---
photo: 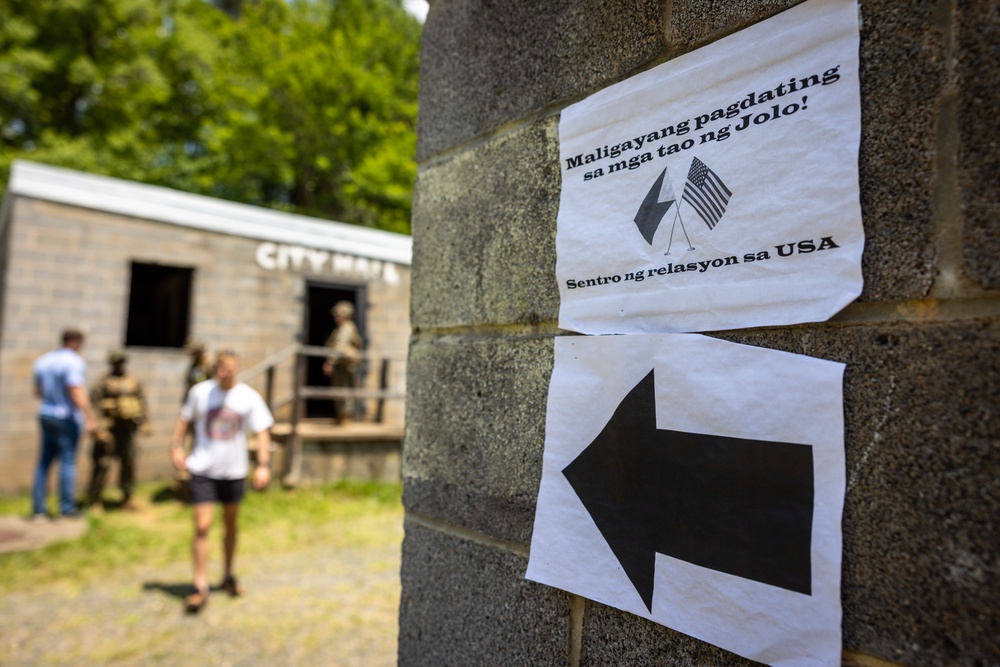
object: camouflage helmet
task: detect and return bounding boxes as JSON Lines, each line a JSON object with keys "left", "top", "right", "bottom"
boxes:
{"left": 108, "top": 349, "right": 128, "bottom": 363}
{"left": 185, "top": 337, "right": 207, "bottom": 353}
{"left": 331, "top": 301, "right": 355, "bottom": 319}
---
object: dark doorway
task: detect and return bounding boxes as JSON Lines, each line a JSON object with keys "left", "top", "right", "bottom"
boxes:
{"left": 304, "top": 283, "right": 365, "bottom": 418}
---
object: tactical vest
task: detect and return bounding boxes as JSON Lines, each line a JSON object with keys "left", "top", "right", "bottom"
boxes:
{"left": 98, "top": 375, "right": 144, "bottom": 421}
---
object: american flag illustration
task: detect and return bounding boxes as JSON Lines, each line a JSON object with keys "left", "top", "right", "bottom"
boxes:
{"left": 681, "top": 157, "right": 732, "bottom": 230}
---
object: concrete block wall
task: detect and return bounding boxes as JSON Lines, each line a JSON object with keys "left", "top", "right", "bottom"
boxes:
{"left": 399, "top": 1, "right": 999, "bottom": 666}
{"left": 367, "top": 271, "right": 413, "bottom": 425}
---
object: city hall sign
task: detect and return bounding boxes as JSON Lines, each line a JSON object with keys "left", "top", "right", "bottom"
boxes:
{"left": 255, "top": 242, "right": 401, "bottom": 284}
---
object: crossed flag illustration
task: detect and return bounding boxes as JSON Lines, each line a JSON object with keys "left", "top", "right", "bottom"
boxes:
{"left": 633, "top": 157, "right": 732, "bottom": 254}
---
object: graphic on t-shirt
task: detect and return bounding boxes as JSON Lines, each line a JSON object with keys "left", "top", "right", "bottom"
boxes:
{"left": 206, "top": 405, "right": 244, "bottom": 440}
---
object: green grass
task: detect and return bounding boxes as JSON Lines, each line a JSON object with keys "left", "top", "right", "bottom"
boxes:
{"left": 0, "top": 479, "right": 403, "bottom": 592}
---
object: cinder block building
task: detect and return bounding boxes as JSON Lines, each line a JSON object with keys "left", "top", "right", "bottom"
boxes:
{"left": 0, "top": 160, "right": 411, "bottom": 493}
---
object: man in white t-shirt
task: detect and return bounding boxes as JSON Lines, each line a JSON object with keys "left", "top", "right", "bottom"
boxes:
{"left": 169, "top": 349, "right": 274, "bottom": 613}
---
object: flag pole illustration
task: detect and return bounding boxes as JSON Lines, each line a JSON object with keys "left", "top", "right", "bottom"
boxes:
{"left": 664, "top": 206, "right": 695, "bottom": 256}
{"left": 633, "top": 167, "right": 677, "bottom": 245}
{"left": 636, "top": 159, "right": 733, "bottom": 254}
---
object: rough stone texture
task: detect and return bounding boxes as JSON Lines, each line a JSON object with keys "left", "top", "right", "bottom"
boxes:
{"left": 402, "top": 334, "right": 552, "bottom": 545}
{"left": 410, "top": 119, "right": 561, "bottom": 330}
{"left": 580, "top": 602, "right": 758, "bottom": 667}
{"left": 417, "top": 0, "right": 666, "bottom": 161}
{"left": 956, "top": 1, "right": 1000, "bottom": 290}
{"left": 854, "top": 1, "right": 947, "bottom": 302}
{"left": 664, "top": 0, "right": 802, "bottom": 57}
{"left": 397, "top": 521, "right": 571, "bottom": 666}
{"left": 713, "top": 318, "right": 1000, "bottom": 666}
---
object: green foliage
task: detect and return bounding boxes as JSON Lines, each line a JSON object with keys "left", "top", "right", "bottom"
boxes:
{"left": 0, "top": 0, "right": 419, "bottom": 233}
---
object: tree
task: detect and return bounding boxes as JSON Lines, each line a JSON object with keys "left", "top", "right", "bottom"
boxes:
{"left": 0, "top": 0, "right": 222, "bottom": 181}
{"left": 0, "top": 0, "right": 420, "bottom": 234}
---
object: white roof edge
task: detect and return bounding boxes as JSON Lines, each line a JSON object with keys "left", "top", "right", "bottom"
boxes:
{"left": 8, "top": 160, "right": 412, "bottom": 266}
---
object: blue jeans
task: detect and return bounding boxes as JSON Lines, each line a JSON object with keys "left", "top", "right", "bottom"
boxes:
{"left": 33, "top": 416, "right": 81, "bottom": 516}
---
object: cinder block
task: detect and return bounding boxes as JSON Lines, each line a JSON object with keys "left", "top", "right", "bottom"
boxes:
{"left": 579, "top": 601, "right": 758, "bottom": 666}
{"left": 956, "top": 2, "right": 1000, "bottom": 290}
{"left": 665, "top": 1, "right": 801, "bottom": 55}
{"left": 855, "top": 1, "right": 947, "bottom": 301}
{"left": 712, "top": 317, "right": 1000, "bottom": 666}
{"left": 398, "top": 521, "right": 571, "bottom": 666}
{"left": 411, "top": 120, "right": 561, "bottom": 330}
{"left": 403, "top": 334, "right": 553, "bottom": 545}
{"left": 417, "top": 0, "right": 665, "bottom": 160}
{"left": 674, "top": 1, "right": 952, "bottom": 302}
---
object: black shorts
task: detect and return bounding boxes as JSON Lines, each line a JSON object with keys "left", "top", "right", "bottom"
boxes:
{"left": 189, "top": 474, "right": 246, "bottom": 505}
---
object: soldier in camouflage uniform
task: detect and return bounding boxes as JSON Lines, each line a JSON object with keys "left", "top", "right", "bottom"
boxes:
{"left": 322, "top": 301, "right": 363, "bottom": 425}
{"left": 185, "top": 338, "right": 214, "bottom": 394}
{"left": 86, "top": 350, "right": 149, "bottom": 511}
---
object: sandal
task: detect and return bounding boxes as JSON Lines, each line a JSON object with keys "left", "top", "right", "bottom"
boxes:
{"left": 221, "top": 574, "right": 244, "bottom": 597}
{"left": 184, "top": 586, "right": 210, "bottom": 614}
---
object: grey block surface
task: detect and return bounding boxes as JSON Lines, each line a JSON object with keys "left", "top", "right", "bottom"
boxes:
{"left": 410, "top": 119, "right": 561, "bottom": 330}
{"left": 397, "top": 521, "right": 571, "bottom": 666}
{"left": 665, "top": 0, "right": 802, "bottom": 56}
{"left": 714, "top": 318, "right": 1000, "bottom": 666}
{"left": 855, "top": 0, "right": 946, "bottom": 302}
{"left": 957, "top": 2, "right": 1000, "bottom": 290}
{"left": 580, "top": 602, "right": 758, "bottom": 667}
{"left": 402, "top": 334, "right": 553, "bottom": 545}
{"left": 417, "top": 0, "right": 665, "bottom": 160}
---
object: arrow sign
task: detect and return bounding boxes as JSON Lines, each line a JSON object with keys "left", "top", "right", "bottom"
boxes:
{"left": 562, "top": 369, "right": 814, "bottom": 612}
{"left": 528, "top": 333, "right": 846, "bottom": 666}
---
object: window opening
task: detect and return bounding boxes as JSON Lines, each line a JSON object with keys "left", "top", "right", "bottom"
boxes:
{"left": 125, "top": 262, "right": 193, "bottom": 348}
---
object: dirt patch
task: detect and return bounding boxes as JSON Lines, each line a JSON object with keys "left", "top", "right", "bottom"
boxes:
{"left": 0, "top": 502, "right": 402, "bottom": 666}
{"left": 0, "top": 516, "right": 87, "bottom": 554}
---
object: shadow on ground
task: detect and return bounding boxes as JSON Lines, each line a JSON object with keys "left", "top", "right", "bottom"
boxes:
{"left": 142, "top": 581, "right": 196, "bottom": 600}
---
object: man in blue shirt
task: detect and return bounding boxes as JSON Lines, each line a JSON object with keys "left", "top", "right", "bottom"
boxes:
{"left": 32, "top": 329, "right": 98, "bottom": 519}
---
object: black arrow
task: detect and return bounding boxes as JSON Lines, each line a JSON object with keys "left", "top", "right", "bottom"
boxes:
{"left": 562, "top": 370, "right": 814, "bottom": 612}
{"left": 633, "top": 167, "right": 676, "bottom": 245}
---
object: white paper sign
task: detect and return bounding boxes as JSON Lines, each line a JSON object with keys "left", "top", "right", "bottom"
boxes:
{"left": 557, "top": 0, "right": 862, "bottom": 334}
{"left": 526, "top": 334, "right": 846, "bottom": 667}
